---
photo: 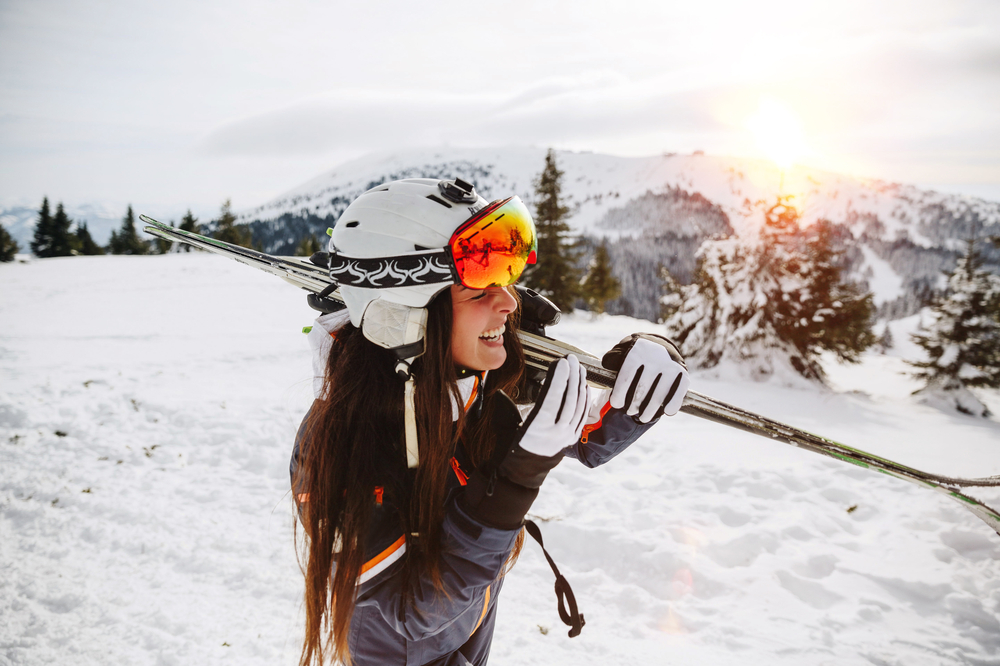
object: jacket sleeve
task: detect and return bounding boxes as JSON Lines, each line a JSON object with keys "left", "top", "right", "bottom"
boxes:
{"left": 562, "top": 393, "right": 656, "bottom": 468}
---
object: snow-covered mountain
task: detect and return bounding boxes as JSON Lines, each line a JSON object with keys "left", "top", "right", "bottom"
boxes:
{"left": 235, "top": 147, "right": 1000, "bottom": 322}
{"left": 8, "top": 148, "right": 995, "bottom": 321}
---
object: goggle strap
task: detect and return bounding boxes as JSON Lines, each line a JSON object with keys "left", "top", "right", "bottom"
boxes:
{"left": 329, "top": 248, "right": 457, "bottom": 289}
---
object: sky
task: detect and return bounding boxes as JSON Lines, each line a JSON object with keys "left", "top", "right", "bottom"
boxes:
{"left": 1, "top": 0, "right": 999, "bottom": 219}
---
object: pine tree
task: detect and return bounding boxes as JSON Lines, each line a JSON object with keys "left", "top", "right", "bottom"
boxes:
{"left": 74, "top": 222, "right": 104, "bottom": 255}
{"left": 908, "top": 239, "right": 1000, "bottom": 416}
{"left": 296, "top": 234, "right": 322, "bottom": 257}
{"left": 30, "top": 197, "right": 53, "bottom": 257}
{"left": 49, "top": 203, "right": 75, "bottom": 257}
{"left": 581, "top": 242, "right": 621, "bottom": 314}
{"left": 876, "top": 326, "right": 894, "bottom": 353}
{"left": 0, "top": 223, "right": 19, "bottom": 262}
{"left": 773, "top": 218, "right": 876, "bottom": 366}
{"left": 523, "top": 149, "right": 580, "bottom": 311}
{"left": 178, "top": 210, "right": 200, "bottom": 252}
{"left": 213, "top": 199, "right": 252, "bottom": 248}
{"left": 108, "top": 205, "right": 150, "bottom": 255}
{"left": 662, "top": 199, "right": 875, "bottom": 382}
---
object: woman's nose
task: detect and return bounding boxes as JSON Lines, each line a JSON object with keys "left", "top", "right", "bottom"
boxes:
{"left": 493, "top": 287, "right": 517, "bottom": 313}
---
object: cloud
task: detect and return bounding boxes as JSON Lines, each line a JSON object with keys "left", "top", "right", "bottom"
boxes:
{"left": 196, "top": 91, "right": 493, "bottom": 156}
{"left": 196, "top": 75, "right": 735, "bottom": 159}
{"left": 5, "top": 0, "right": 998, "bottom": 206}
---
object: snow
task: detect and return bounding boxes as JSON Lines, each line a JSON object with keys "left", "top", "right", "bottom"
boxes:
{"left": 3, "top": 255, "right": 1000, "bottom": 666}
{"left": 859, "top": 246, "right": 904, "bottom": 307}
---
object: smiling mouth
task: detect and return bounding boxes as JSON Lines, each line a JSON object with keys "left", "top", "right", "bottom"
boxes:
{"left": 478, "top": 324, "right": 505, "bottom": 343}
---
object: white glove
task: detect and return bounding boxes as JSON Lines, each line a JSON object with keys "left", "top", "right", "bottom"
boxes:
{"left": 517, "top": 355, "right": 590, "bottom": 457}
{"left": 610, "top": 337, "right": 690, "bottom": 423}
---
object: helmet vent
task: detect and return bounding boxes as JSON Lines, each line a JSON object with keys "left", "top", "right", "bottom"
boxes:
{"left": 345, "top": 221, "right": 360, "bottom": 228}
{"left": 425, "top": 194, "right": 453, "bottom": 209}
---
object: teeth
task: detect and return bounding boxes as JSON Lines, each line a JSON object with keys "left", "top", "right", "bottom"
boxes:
{"left": 479, "top": 324, "right": 505, "bottom": 341}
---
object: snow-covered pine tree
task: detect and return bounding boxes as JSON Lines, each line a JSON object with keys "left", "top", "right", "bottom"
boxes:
{"left": 523, "top": 149, "right": 580, "bottom": 311}
{"left": 775, "top": 218, "right": 876, "bottom": 366}
{"left": 662, "top": 198, "right": 874, "bottom": 383}
{"left": 581, "top": 242, "right": 621, "bottom": 315}
{"left": 0, "top": 223, "right": 19, "bottom": 262}
{"left": 213, "top": 199, "right": 253, "bottom": 249}
{"left": 108, "top": 206, "right": 150, "bottom": 255}
{"left": 178, "top": 210, "right": 200, "bottom": 252}
{"left": 908, "top": 239, "right": 1000, "bottom": 417}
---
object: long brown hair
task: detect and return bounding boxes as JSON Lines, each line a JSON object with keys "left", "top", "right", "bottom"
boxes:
{"left": 294, "top": 288, "right": 527, "bottom": 665}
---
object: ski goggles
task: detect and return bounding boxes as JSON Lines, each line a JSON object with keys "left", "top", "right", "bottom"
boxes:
{"left": 328, "top": 196, "right": 537, "bottom": 291}
{"left": 449, "top": 196, "right": 537, "bottom": 289}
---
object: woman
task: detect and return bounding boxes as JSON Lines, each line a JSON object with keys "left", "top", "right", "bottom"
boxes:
{"left": 291, "top": 178, "right": 690, "bottom": 666}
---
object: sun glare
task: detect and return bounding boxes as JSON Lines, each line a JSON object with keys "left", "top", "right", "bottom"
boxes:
{"left": 747, "top": 98, "right": 807, "bottom": 170}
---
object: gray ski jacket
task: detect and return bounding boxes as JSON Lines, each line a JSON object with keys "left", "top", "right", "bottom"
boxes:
{"left": 291, "top": 314, "right": 656, "bottom": 665}
{"left": 290, "top": 382, "right": 653, "bottom": 665}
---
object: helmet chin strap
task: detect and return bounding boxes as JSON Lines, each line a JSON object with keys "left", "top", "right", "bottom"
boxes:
{"left": 392, "top": 354, "right": 421, "bottom": 470}
{"left": 402, "top": 375, "right": 419, "bottom": 469}
{"left": 361, "top": 300, "right": 430, "bottom": 469}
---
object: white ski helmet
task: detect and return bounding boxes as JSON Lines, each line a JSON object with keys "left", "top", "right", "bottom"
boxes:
{"left": 328, "top": 177, "right": 537, "bottom": 469}
{"left": 329, "top": 177, "right": 536, "bottom": 376}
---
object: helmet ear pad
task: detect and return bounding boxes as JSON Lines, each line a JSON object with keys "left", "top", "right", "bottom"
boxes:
{"left": 361, "top": 299, "right": 428, "bottom": 363}
{"left": 340, "top": 283, "right": 449, "bottom": 328}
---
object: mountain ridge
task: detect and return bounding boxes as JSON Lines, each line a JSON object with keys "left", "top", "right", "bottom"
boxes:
{"left": 234, "top": 147, "right": 1000, "bottom": 322}
{"left": 5, "top": 147, "right": 997, "bottom": 323}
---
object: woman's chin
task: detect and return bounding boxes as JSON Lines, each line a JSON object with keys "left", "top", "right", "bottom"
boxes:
{"left": 467, "top": 340, "right": 507, "bottom": 371}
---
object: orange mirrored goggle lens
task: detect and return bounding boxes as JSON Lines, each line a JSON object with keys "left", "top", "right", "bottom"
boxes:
{"left": 449, "top": 196, "right": 537, "bottom": 289}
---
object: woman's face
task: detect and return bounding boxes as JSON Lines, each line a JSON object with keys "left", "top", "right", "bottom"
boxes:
{"left": 450, "top": 285, "right": 517, "bottom": 372}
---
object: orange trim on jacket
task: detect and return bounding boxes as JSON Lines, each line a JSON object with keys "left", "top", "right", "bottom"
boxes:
{"left": 450, "top": 457, "right": 469, "bottom": 486}
{"left": 472, "top": 585, "right": 492, "bottom": 635}
{"left": 360, "top": 535, "right": 406, "bottom": 577}
{"left": 464, "top": 375, "right": 480, "bottom": 412}
{"left": 580, "top": 401, "right": 613, "bottom": 444}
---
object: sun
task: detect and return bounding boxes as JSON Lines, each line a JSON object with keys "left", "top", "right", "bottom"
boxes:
{"left": 747, "top": 98, "right": 807, "bottom": 170}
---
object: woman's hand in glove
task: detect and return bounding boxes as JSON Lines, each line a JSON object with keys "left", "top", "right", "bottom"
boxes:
{"left": 460, "top": 355, "right": 589, "bottom": 530}
{"left": 602, "top": 333, "right": 690, "bottom": 423}
{"left": 517, "top": 354, "right": 591, "bottom": 457}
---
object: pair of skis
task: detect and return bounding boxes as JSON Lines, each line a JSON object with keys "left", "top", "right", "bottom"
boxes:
{"left": 140, "top": 215, "right": 1000, "bottom": 538}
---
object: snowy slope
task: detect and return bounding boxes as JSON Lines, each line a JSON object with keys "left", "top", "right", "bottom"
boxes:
{"left": 2, "top": 255, "right": 999, "bottom": 666}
